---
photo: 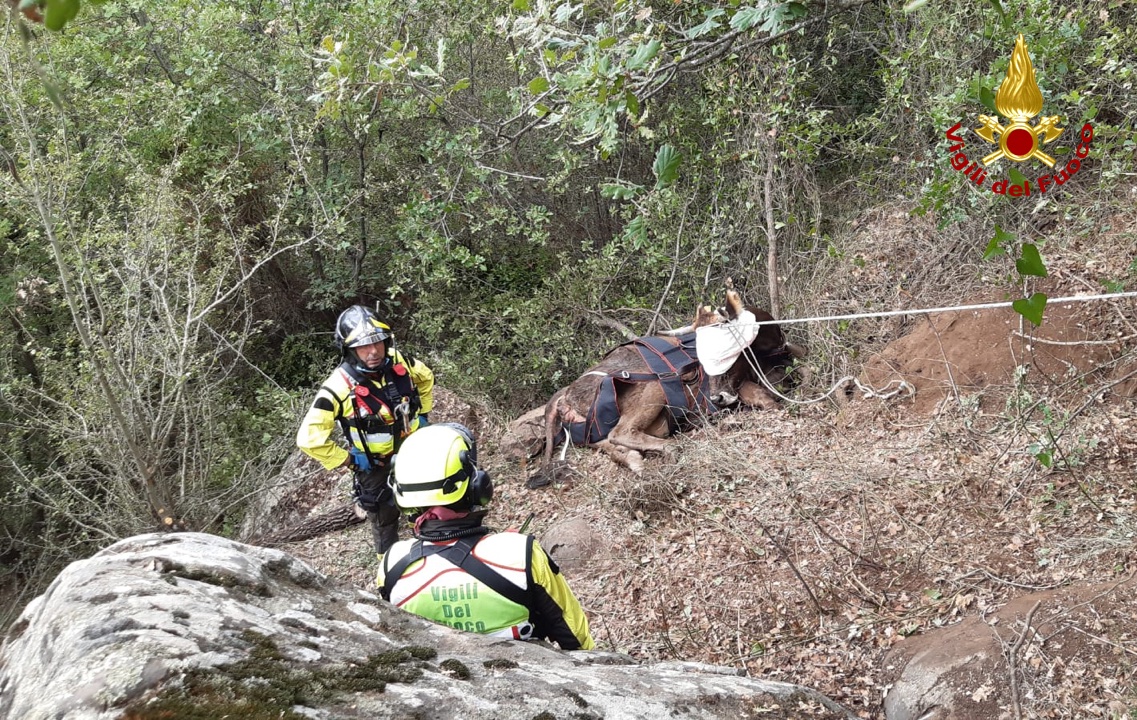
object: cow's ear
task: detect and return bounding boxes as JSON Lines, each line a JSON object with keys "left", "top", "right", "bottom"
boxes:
{"left": 693, "top": 305, "right": 722, "bottom": 329}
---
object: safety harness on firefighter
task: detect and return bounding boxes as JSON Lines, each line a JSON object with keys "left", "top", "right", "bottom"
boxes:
{"left": 565, "top": 332, "right": 717, "bottom": 446}
{"left": 379, "top": 530, "right": 531, "bottom": 608}
{"left": 328, "top": 354, "right": 421, "bottom": 469}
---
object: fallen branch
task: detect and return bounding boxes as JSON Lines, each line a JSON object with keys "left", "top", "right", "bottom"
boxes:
{"left": 753, "top": 518, "right": 825, "bottom": 621}
{"left": 1013, "top": 329, "right": 1137, "bottom": 346}
{"left": 1007, "top": 599, "right": 1042, "bottom": 720}
{"left": 586, "top": 311, "right": 638, "bottom": 342}
{"left": 251, "top": 502, "right": 365, "bottom": 546}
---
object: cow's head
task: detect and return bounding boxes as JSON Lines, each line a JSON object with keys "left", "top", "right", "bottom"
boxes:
{"left": 701, "top": 290, "right": 798, "bottom": 408}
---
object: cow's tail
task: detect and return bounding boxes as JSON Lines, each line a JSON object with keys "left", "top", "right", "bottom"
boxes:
{"left": 526, "top": 391, "right": 568, "bottom": 490}
{"left": 542, "top": 390, "right": 566, "bottom": 466}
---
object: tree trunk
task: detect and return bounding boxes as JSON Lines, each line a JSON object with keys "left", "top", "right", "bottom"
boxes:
{"left": 253, "top": 502, "right": 366, "bottom": 546}
{"left": 763, "top": 146, "right": 780, "bottom": 316}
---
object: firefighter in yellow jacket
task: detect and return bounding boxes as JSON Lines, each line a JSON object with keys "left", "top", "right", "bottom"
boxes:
{"left": 379, "top": 424, "right": 594, "bottom": 650}
{"left": 296, "top": 305, "right": 434, "bottom": 555}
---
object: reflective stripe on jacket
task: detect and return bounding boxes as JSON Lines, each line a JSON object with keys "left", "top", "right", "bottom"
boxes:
{"left": 379, "top": 532, "right": 594, "bottom": 650}
{"left": 296, "top": 350, "right": 434, "bottom": 469}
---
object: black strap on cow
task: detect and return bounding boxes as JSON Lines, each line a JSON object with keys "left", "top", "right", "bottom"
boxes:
{"left": 565, "top": 332, "right": 715, "bottom": 444}
{"left": 632, "top": 334, "right": 709, "bottom": 430}
{"left": 380, "top": 532, "right": 530, "bottom": 609}
{"left": 567, "top": 374, "right": 621, "bottom": 445}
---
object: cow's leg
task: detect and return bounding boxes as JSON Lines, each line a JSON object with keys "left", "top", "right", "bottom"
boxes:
{"left": 608, "top": 416, "right": 671, "bottom": 457}
{"left": 532, "top": 389, "right": 588, "bottom": 489}
{"left": 736, "top": 380, "right": 780, "bottom": 410}
{"left": 596, "top": 403, "right": 670, "bottom": 474}
{"left": 596, "top": 386, "right": 672, "bottom": 466}
{"left": 608, "top": 425, "right": 670, "bottom": 452}
{"left": 541, "top": 390, "right": 566, "bottom": 467}
{"left": 593, "top": 439, "right": 645, "bottom": 474}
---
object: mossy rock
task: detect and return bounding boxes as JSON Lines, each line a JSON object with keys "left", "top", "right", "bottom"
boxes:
{"left": 120, "top": 632, "right": 435, "bottom": 718}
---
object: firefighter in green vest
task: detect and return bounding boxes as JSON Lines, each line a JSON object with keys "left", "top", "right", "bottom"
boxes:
{"left": 379, "top": 424, "right": 594, "bottom": 650}
{"left": 296, "top": 305, "right": 434, "bottom": 555}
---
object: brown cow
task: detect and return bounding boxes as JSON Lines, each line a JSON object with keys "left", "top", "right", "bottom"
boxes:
{"left": 530, "top": 288, "right": 804, "bottom": 484}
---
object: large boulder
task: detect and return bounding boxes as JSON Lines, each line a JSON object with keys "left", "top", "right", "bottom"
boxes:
{"left": 0, "top": 532, "right": 854, "bottom": 720}
{"left": 883, "top": 576, "right": 1137, "bottom": 720}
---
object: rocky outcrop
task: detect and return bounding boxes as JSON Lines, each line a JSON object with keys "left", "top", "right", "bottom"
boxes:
{"left": 500, "top": 405, "right": 547, "bottom": 463}
{"left": 883, "top": 576, "right": 1137, "bottom": 720}
{"left": 0, "top": 533, "right": 854, "bottom": 720}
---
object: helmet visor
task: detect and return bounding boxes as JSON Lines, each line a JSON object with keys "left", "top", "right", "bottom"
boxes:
{"left": 343, "top": 325, "right": 390, "bottom": 349}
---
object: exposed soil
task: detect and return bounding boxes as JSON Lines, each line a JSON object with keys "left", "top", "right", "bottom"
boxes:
{"left": 861, "top": 284, "right": 1133, "bottom": 416}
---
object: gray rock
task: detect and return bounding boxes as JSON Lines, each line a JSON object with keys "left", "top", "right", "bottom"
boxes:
{"left": 540, "top": 517, "right": 599, "bottom": 571}
{"left": 883, "top": 577, "right": 1137, "bottom": 720}
{"left": 0, "top": 532, "right": 854, "bottom": 720}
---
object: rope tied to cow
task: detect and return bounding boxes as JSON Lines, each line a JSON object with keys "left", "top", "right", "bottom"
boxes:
{"left": 717, "top": 290, "right": 1137, "bottom": 329}
{"left": 720, "top": 320, "right": 916, "bottom": 406}
{"left": 712, "top": 288, "right": 1137, "bottom": 406}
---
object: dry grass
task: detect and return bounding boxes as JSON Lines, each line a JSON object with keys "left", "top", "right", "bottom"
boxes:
{"left": 540, "top": 388, "right": 1136, "bottom": 718}
{"left": 288, "top": 348, "right": 1137, "bottom": 719}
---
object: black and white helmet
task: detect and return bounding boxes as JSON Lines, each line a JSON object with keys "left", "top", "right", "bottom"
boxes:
{"left": 335, "top": 306, "right": 392, "bottom": 367}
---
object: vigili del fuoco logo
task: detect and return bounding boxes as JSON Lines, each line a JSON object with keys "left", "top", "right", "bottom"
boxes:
{"left": 943, "top": 34, "right": 1094, "bottom": 197}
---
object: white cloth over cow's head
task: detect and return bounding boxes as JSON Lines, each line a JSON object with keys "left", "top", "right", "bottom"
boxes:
{"left": 695, "top": 310, "right": 759, "bottom": 377}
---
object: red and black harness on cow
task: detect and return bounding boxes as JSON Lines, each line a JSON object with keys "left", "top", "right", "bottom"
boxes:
{"left": 565, "top": 333, "right": 718, "bottom": 445}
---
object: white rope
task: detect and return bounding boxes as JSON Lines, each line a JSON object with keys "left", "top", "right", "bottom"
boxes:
{"left": 762, "top": 373, "right": 914, "bottom": 406}
{"left": 558, "top": 427, "right": 570, "bottom": 461}
{"left": 717, "top": 289, "right": 1137, "bottom": 406}
{"left": 722, "top": 319, "right": 916, "bottom": 405}
{"left": 725, "top": 291, "right": 1137, "bottom": 329}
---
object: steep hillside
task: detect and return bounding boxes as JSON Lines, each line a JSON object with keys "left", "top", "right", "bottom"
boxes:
{"left": 272, "top": 203, "right": 1137, "bottom": 718}
{"left": 283, "top": 346, "right": 1134, "bottom": 716}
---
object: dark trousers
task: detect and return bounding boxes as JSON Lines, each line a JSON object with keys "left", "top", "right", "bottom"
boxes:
{"left": 355, "top": 465, "right": 400, "bottom": 555}
{"left": 367, "top": 503, "right": 401, "bottom": 555}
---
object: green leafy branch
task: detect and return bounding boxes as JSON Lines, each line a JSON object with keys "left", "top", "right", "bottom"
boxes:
{"left": 983, "top": 225, "right": 1048, "bottom": 326}
{"left": 311, "top": 35, "right": 469, "bottom": 123}
{"left": 504, "top": 0, "right": 870, "bottom": 155}
{"left": 598, "top": 144, "right": 683, "bottom": 250}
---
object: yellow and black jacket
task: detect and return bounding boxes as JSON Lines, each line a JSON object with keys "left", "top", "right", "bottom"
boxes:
{"left": 378, "top": 530, "right": 594, "bottom": 650}
{"left": 296, "top": 350, "right": 434, "bottom": 469}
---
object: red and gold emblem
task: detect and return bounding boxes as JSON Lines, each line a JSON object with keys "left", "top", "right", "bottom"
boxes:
{"left": 975, "top": 35, "right": 1063, "bottom": 168}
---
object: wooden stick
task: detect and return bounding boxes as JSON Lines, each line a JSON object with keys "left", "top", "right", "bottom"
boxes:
{"left": 1008, "top": 599, "right": 1042, "bottom": 720}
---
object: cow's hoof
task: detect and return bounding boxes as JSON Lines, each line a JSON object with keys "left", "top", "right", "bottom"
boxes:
{"left": 527, "top": 462, "right": 575, "bottom": 489}
{"left": 626, "top": 450, "right": 645, "bottom": 475}
{"left": 526, "top": 472, "right": 552, "bottom": 489}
